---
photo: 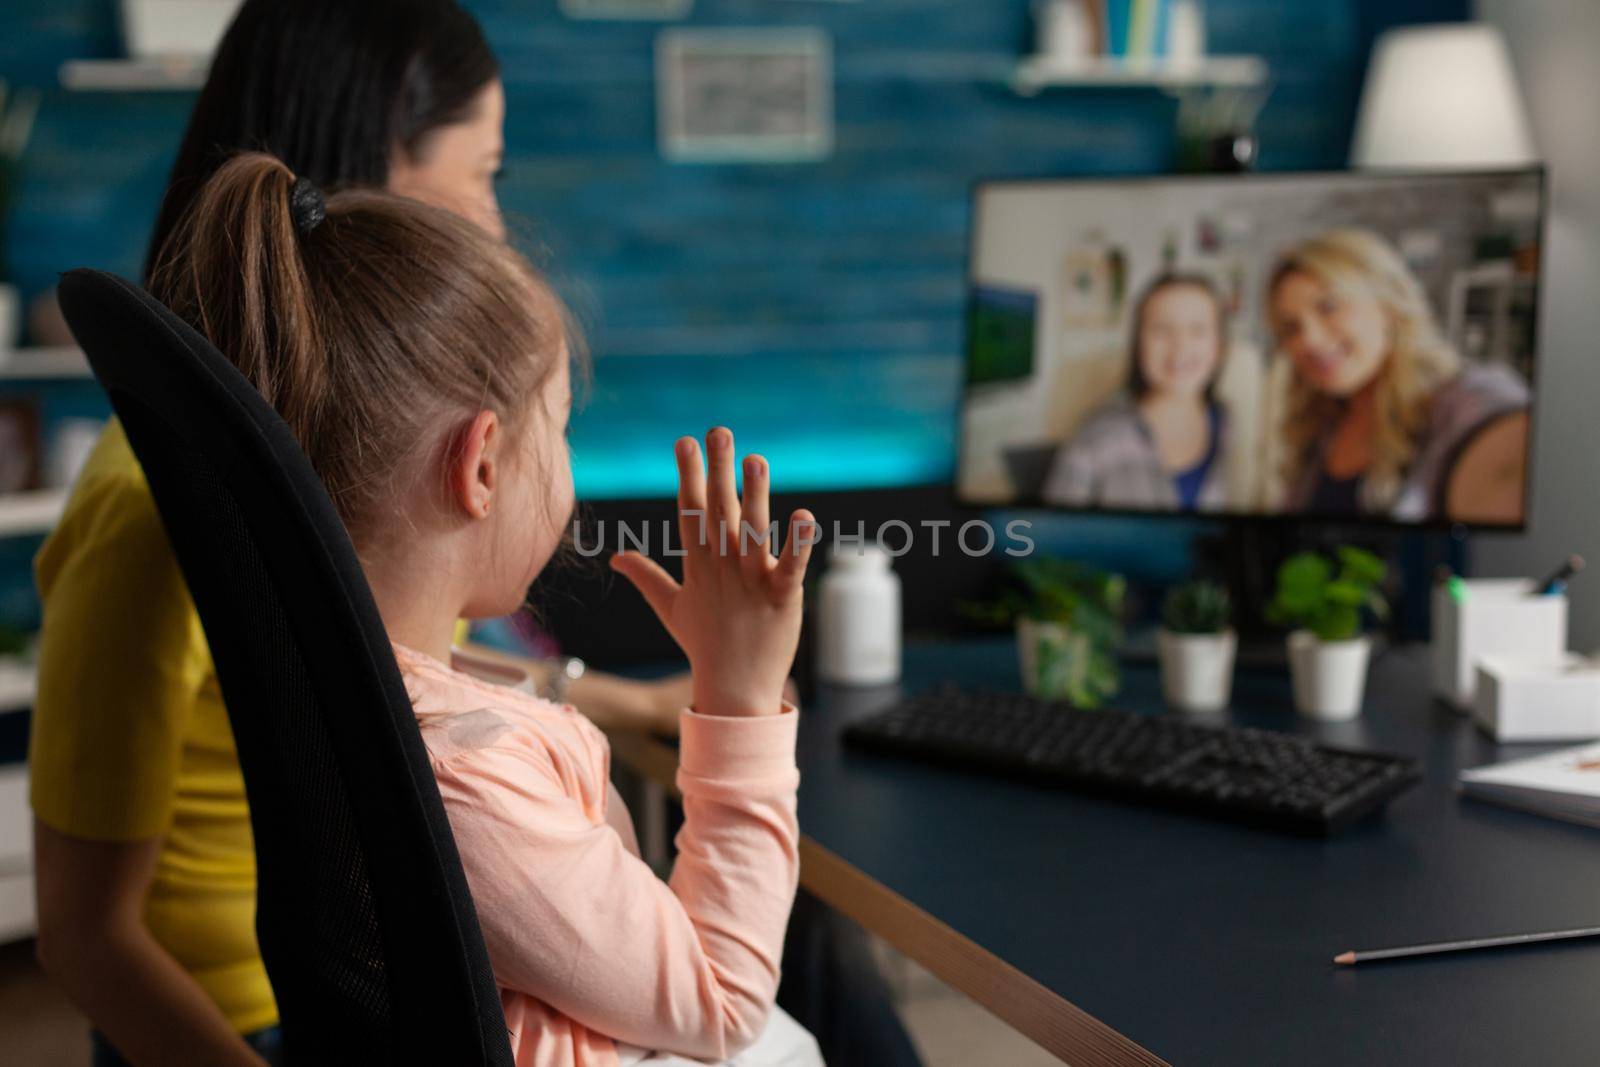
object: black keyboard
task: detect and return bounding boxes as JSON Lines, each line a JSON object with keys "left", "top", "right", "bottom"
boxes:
{"left": 842, "top": 687, "right": 1420, "bottom": 836}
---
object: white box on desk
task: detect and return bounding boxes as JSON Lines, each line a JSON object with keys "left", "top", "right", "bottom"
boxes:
{"left": 1433, "top": 579, "right": 1566, "bottom": 708}
{"left": 1473, "top": 654, "right": 1600, "bottom": 742}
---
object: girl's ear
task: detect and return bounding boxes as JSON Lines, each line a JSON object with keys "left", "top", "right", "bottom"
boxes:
{"left": 450, "top": 410, "right": 501, "bottom": 520}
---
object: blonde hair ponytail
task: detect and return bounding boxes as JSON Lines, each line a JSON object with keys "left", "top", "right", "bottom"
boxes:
{"left": 152, "top": 154, "right": 329, "bottom": 447}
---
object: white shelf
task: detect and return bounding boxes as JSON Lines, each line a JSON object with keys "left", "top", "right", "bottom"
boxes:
{"left": 60, "top": 56, "right": 208, "bottom": 91}
{"left": 0, "top": 489, "right": 68, "bottom": 539}
{"left": 0, "top": 346, "right": 91, "bottom": 381}
{"left": 1011, "top": 54, "right": 1268, "bottom": 94}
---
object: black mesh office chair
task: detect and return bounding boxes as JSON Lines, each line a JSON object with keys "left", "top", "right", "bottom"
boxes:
{"left": 57, "top": 269, "right": 514, "bottom": 1066}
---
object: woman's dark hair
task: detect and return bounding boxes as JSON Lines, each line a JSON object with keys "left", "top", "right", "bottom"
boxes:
{"left": 1125, "top": 272, "right": 1229, "bottom": 401}
{"left": 144, "top": 0, "right": 497, "bottom": 279}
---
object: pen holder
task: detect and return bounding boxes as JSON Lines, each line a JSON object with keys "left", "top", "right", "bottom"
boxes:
{"left": 1433, "top": 579, "right": 1567, "bottom": 709}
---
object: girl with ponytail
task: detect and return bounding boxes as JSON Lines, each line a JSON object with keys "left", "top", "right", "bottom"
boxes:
{"left": 150, "top": 152, "right": 822, "bottom": 1067}
{"left": 29, "top": 5, "right": 692, "bottom": 1065}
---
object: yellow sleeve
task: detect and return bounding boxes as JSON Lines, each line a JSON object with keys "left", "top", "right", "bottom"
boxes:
{"left": 29, "top": 424, "right": 211, "bottom": 841}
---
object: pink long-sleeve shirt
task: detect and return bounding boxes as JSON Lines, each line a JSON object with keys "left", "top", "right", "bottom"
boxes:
{"left": 394, "top": 644, "right": 801, "bottom": 1067}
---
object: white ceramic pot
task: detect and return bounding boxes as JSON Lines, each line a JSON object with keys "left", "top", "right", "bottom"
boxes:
{"left": 1157, "top": 629, "right": 1237, "bottom": 713}
{"left": 1287, "top": 631, "right": 1371, "bottom": 721}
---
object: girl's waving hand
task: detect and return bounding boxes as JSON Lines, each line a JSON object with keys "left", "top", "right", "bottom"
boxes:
{"left": 611, "top": 427, "right": 816, "bottom": 718}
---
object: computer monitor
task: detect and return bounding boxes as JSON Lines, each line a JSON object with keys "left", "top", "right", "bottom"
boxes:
{"left": 957, "top": 168, "right": 1544, "bottom": 529}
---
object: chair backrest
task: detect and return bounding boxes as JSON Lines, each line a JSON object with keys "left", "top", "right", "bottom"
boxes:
{"left": 58, "top": 269, "right": 514, "bottom": 1066}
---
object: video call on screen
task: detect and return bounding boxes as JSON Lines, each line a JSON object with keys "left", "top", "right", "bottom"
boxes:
{"left": 958, "top": 169, "right": 1543, "bottom": 529}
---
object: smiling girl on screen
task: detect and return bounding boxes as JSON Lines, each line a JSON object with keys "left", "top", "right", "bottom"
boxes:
{"left": 1267, "top": 229, "right": 1529, "bottom": 521}
{"left": 1042, "top": 272, "right": 1233, "bottom": 511}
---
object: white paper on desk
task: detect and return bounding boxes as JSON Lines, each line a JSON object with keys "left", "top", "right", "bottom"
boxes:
{"left": 1460, "top": 742, "right": 1600, "bottom": 829}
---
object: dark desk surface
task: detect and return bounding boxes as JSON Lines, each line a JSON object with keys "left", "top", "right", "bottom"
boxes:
{"left": 797, "top": 640, "right": 1600, "bottom": 1067}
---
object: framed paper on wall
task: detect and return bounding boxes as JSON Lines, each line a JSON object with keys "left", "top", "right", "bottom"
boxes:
{"left": 656, "top": 28, "right": 833, "bottom": 163}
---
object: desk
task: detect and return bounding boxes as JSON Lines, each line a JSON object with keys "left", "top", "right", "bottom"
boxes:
{"left": 609, "top": 641, "right": 1600, "bottom": 1066}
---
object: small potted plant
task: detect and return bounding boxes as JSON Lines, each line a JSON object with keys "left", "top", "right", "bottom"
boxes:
{"left": 1266, "top": 547, "right": 1389, "bottom": 721}
{"left": 1157, "top": 580, "right": 1235, "bottom": 713}
{"left": 968, "top": 558, "right": 1125, "bottom": 708}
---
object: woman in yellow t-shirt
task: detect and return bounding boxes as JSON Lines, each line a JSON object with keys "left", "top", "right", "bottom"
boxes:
{"left": 29, "top": 5, "right": 687, "bottom": 1065}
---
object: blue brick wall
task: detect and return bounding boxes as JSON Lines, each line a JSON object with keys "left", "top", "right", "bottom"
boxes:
{"left": 0, "top": 0, "right": 1465, "bottom": 622}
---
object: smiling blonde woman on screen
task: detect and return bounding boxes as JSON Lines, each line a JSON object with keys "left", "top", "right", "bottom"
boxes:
{"left": 1267, "top": 229, "right": 1530, "bottom": 522}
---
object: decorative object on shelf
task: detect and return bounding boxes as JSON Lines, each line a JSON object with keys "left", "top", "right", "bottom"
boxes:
{"left": 1267, "top": 547, "right": 1389, "bottom": 721}
{"left": 1013, "top": 0, "right": 1264, "bottom": 96}
{"left": 1033, "top": 0, "right": 1097, "bottom": 64}
{"left": 969, "top": 558, "right": 1125, "bottom": 708}
{"left": 1174, "top": 79, "right": 1266, "bottom": 172}
{"left": 1165, "top": 0, "right": 1206, "bottom": 65}
{"left": 59, "top": 1, "right": 237, "bottom": 90}
{"left": 0, "top": 649, "right": 36, "bottom": 715}
{"left": 45, "top": 418, "right": 106, "bottom": 490}
{"left": 0, "top": 399, "right": 41, "bottom": 494}
{"left": 656, "top": 28, "right": 833, "bottom": 163}
{"left": 1352, "top": 23, "right": 1536, "bottom": 170}
{"left": 0, "top": 79, "right": 41, "bottom": 352}
{"left": 561, "top": 0, "right": 690, "bottom": 18}
{"left": 1157, "top": 579, "right": 1235, "bottom": 713}
{"left": 120, "top": 0, "right": 242, "bottom": 60}
{"left": 0, "top": 624, "right": 28, "bottom": 658}
{"left": 0, "top": 285, "right": 15, "bottom": 357}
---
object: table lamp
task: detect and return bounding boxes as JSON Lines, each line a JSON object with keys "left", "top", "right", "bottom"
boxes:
{"left": 1351, "top": 23, "right": 1537, "bottom": 169}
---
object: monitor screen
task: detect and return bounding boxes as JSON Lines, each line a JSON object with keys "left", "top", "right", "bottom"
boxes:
{"left": 957, "top": 169, "right": 1543, "bottom": 529}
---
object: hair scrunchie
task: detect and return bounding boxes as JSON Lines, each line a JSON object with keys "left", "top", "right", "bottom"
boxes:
{"left": 289, "top": 177, "right": 327, "bottom": 234}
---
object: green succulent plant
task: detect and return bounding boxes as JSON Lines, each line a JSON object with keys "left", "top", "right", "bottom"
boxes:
{"left": 965, "top": 558, "right": 1125, "bottom": 707}
{"left": 1161, "top": 580, "right": 1232, "bottom": 635}
{"left": 1266, "top": 546, "right": 1389, "bottom": 642}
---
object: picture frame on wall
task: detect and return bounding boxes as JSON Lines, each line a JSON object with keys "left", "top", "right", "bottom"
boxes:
{"left": 656, "top": 28, "right": 833, "bottom": 163}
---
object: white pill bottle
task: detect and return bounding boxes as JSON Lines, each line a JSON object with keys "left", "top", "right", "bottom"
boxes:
{"left": 816, "top": 543, "right": 902, "bottom": 686}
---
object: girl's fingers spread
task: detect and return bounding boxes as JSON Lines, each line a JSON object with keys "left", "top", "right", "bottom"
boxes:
{"left": 675, "top": 436, "right": 708, "bottom": 557}
{"left": 774, "top": 509, "right": 818, "bottom": 591}
{"left": 705, "top": 427, "right": 740, "bottom": 554}
{"left": 740, "top": 454, "right": 772, "bottom": 577}
{"left": 610, "top": 552, "right": 680, "bottom": 623}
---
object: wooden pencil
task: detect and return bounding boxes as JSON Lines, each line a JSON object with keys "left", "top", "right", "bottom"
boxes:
{"left": 1333, "top": 925, "right": 1600, "bottom": 965}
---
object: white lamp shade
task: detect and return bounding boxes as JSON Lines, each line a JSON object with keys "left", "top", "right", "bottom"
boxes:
{"left": 1352, "top": 23, "right": 1537, "bottom": 169}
